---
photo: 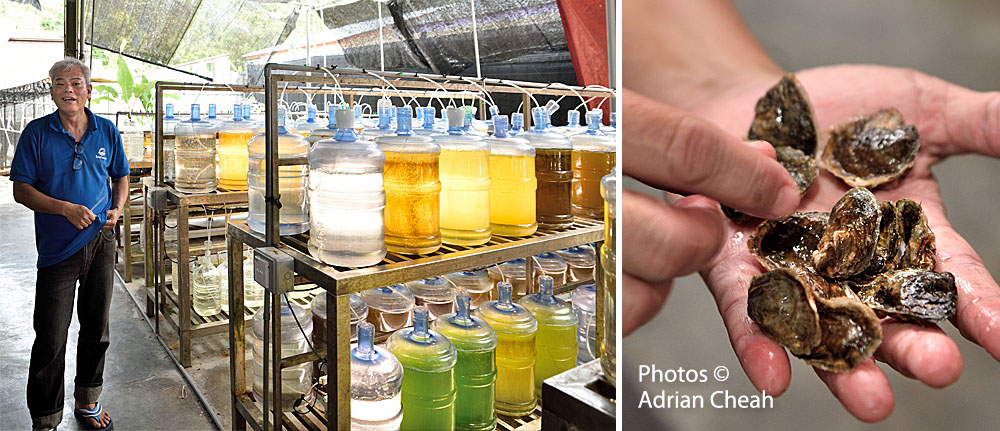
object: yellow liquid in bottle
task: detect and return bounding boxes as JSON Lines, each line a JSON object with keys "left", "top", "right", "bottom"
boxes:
{"left": 440, "top": 149, "right": 491, "bottom": 245}
{"left": 494, "top": 330, "right": 536, "bottom": 416}
{"left": 218, "top": 132, "right": 253, "bottom": 191}
{"left": 572, "top": 149, "right": 615, "bottom": 219}
{"left": 384, "top": 151, "right": 442, "bottom": 254}
{"left": 490, "top": 155, "right": 537, "bottom": 237}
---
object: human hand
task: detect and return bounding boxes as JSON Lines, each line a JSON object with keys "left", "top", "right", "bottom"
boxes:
{"left": 104, "top": 206, "right": 121, "bottom": 231}
{"left": 684, "top": 65, "right": 1000, "bottom": 422}
{"left": 62, "top": 202, "right": 96, "bottom": 230}
{"left": 620, "top": 88, "right": 802, "bottom": 335}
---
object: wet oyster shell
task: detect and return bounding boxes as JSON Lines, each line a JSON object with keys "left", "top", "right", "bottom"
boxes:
{"left": 855, "top": 269, "right": 956, "bottom": 322}
{"left": 820, "top": 108, "right": 921, "bottom": 189}
{"left": 721, "top": 146, "right": 818, "bottom": 224}
{"left": 813, "top": 187, "right": 881, "bottom": 279}
{"left": 747, "top": 268, "right": 822, "bottom": 356}
{"left": 864, "top": 201, "right": 906, "bottom": 276}
{"left": 749, "top": 211, "right": 829, "bottom": 270}
{"left": 776, "top": 146, "right": 818, "bottom": 193}
{"left": 800, "top": 296, "right": 883, "bottom": 372}
{"left": 748, "top": 74, "right": 820, "bottom": 156}
{"left": 897, "top": 199, "right": 936, "bottom": 270}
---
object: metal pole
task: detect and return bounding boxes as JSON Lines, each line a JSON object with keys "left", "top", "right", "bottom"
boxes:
{"left": 606, "top": 0, "right": 616, "bottom": 111}
{"left": 264, "top": 65, "right": 279, "bottom": 247}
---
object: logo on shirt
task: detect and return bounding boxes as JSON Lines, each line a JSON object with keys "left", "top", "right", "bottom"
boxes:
{"left": 96, "top": 147, "right": 107, "bottom": 161}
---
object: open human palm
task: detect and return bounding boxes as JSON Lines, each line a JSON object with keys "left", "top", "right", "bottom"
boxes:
{"left": 685, "top": 65, "right": 1000, "bottom": 422}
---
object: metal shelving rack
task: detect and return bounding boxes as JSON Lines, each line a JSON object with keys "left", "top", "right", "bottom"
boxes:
{"left": 226, "top": 64, "right": 615, "bottom": 431}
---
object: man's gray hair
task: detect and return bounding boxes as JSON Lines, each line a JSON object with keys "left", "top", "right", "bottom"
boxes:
{"left": 48, "top": 57, "right": 91, "bottom": 86}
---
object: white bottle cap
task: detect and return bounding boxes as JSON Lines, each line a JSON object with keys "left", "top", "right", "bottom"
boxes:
{"left": 335, "top": 109, "right": 354, "bottom": 129}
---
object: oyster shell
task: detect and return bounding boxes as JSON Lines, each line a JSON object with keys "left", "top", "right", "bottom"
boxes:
{"left": 801, "top": 296, "right": 883, "bottom": 372}
{"left": 748, "top": 74, "right": 820, "bottom": 156}
{"left": 749, "top": 211, "right": 829, "bottom": 270}
{"left": 820, "top": 108, "right": 921, "bottom": 189}
{"left": 864, "top": 201, "right": 906, "bottom": 276}
{"left": 897, "top": 199, "right": 936, "bottom": 270}
{"left": 813, "top": 187, "right": 881, "bottom": 279}
{"left": 854, "top": 269, "right": 957, "bottom": 322}
{"left": 776, "top": 145, "right": 818, "bottom": 193}
{"left": 747, "top": 268, "right": 821, "bottom": 356}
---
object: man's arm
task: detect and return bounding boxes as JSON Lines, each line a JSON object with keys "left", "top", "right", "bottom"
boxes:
{"left": 103, "top": 175, "right": 129, "bottom": 230}
{"left": 12, "top": 180, "right": 96, "bottom": 230}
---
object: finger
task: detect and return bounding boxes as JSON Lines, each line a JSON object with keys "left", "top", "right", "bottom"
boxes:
{"left": 622, "top": 189, "right": 726, "bottom": 283}
{"left": 700, "top": 244, "right": 792, "bottom": 396}
{"left": 925, "top": 217, "right": 1000, "bottom": 361}
{"left": 873, "top": 320, "right": 963, "bottom": 388}
{"left": 622, "top": 272, "right": 673, "bottom": 336}
{"left": 914, "top": 73, "right": 1000, "bottom": 158}
{"left": 622, "top": 89, "right": 800, "bottom": 219}
{"left": 814, "top": 360, "right": 895, "bottom": 423}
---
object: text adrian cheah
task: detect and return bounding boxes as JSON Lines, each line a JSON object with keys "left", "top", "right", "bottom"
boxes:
{"left": 637, "top": 390, "right": 774, "bottom": 410}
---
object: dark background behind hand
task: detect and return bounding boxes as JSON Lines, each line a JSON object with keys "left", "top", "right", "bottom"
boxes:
{"left": 624, "top": 0, "right": 1000, "bottom": 429}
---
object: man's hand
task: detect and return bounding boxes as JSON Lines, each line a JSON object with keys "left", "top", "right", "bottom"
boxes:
{"left": 621, "top": 88, "right": 801, "bottom": 334}
{"left": 682, "top": 65, "right": 1000, "bottom": 422}
{"left": 103, "top": 206, "right": 121, "bottom": 231}
{"left": 62, "top": 202, "right": 96, "bottom": 230}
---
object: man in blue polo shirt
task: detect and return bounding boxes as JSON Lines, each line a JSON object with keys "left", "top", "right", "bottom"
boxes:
{"left": 10, "top": 57, "right": 129, "bottom": 431}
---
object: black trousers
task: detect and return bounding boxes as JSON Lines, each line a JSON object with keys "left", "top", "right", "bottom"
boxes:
{"left": 27, "top": 229, "right": 116, "bottom": 430}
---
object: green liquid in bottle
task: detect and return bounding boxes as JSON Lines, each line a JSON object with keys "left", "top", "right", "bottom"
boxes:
{"left": 433, "top": 293, "right": 498, "bottom": 430}
{"left": 399, "top": 367, "right": 456, "bottom": 430}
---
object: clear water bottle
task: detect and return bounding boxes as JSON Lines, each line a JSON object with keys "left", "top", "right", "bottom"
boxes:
{"left": 251, "top": 294, "right": 313, "bottom": 410}
{"left": 311, "top": 292, "right": 368, "bottom": 351}
{"left": 433, "top": 107, "right": 491, "bottom": 246}
{"left": 192, "top": 255, "right": 221, "bottom": 317}
{"left": 306, "top": 103, "right": 339, "bottom": 145}
{"left": 217, "top": 254, "right": 228, "bottom": 310}
{"left": 386, "top": 306, "right": 457, "bottom": 430}
{"left": 351, "top": 321, "right": 404, "bottom": 430}
{"left": 121, "top": 114, "right": 144, "bottom": 162}
{"left": 218, "top": 105, "right": 254, "bottom": 191}
{"left": 486, "top": 115, "right": 536, "bottom": 237}
{"left": 174, "top": 104, "right": 218, "bottom": 193}
{"left": 361, "top": 284, "right": 415, "bottom": 332}
{"left": 247, "top": 108, "right": 310, "bottom": 236}
{"left": 162, "top": 103, "right": 180, "bottom": 182}
{"left": 375, "top": 107, "right": 442, "bottom": 255}
{"left": 570, "top": 283, "right": 597, "bottom": 364}
{"left": 600, "top": 167, "right": 617, "bottom": 386}
{"left": 532, "top": 252, "right": 568, "bottom": 288}
{"left": 432, "top": 293, "right": 498, "bottom": 431}
{"left": 521, "top": 108, "right": 573, "bottom": 229}
{"left": 571, "top": 111, "right": 616, "bottom": 219}
{"left": 518, "top": 275, "right": 577, "bottom": 398}
{"left": 445, "top": 268, "right": 493, "bottom": 309}
{"left": 307, "top": 109, "right": 386, "bottom": 267}
{"left": 294, "top": 104, "right": 322, "bottom": 137}
{"left": 405, "top": 276, "right": 454, "bottom": 320}
{"left": 473, "top": 281, "right": 537, "bottom": 416}
{"left": 555, "top": 245, "right": 597, "bottom": 282}
{"left": 361, "top": 105, "right": 395, "bottom": 141}
{"left": 487, "top": 258, "right": 536, "bottom": 301}
{"left": 243, "top": 249, "right": 265, "bottom": 308}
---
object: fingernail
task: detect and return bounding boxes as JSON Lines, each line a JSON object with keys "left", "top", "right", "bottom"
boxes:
{"left": 774, "top": 185, "right": 801, "bottom": 217}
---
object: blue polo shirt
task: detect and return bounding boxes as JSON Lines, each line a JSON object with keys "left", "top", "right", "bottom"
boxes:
{"left": 10, "top": 108, "right": 129, "bottom": 268}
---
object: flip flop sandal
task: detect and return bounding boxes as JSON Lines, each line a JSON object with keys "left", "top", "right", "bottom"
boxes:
{"left": 73, "top": 402, "right": 114, "bottom": 431}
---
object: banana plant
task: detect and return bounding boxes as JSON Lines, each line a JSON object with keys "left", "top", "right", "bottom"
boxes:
{"left": 92, "top": 54, "right": 174, "bottom": 123}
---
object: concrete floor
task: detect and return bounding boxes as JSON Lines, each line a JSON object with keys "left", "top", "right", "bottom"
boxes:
{"left": 623, "top": 0, "right": 1000, "bottom": 430}
{"left": 0, "top": 177, "right": 217, "bottom": 430}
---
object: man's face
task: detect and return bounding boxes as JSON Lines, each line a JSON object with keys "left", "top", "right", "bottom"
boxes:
{"left": 50, "top": 66, "right": 91, "bottom": 116}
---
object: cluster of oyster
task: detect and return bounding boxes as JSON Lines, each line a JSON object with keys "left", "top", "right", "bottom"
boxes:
{"left": 747, "top": 187, "right": 956, "bottom": 372}
{"left": 736, "top": 75, "right": 956, "bottom": 372}
{"left": 723, "top": 74, "right": 921, "bottom": 222}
